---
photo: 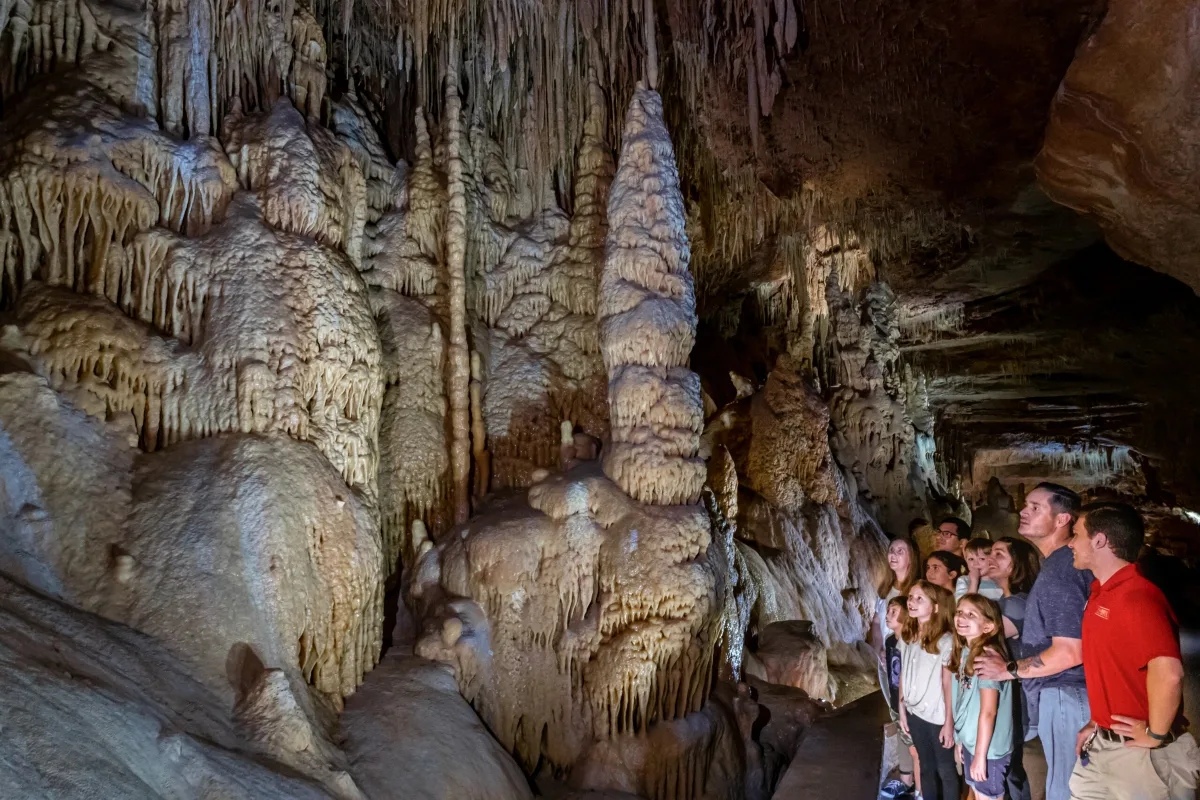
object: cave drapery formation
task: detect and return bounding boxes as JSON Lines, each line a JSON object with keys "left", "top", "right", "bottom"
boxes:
{"left": 2, "top": 0, "right": 1200, "bottom": 797}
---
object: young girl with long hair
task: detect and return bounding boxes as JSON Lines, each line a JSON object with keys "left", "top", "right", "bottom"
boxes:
{"left": 875, "top": 538, "right": 920, "bottom": 697}
{"left": 951, "top": 595, "right": 1015, "bottom": 800}
{"left": 899, "top": 580, "right": 959, "bottom": 800}
{"left": 879, "top": 537, "right": 921, "bottom": 599}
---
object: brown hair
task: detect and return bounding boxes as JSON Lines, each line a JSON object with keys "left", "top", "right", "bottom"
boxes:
{"left": 926, "top": 550, "right": 966, "bottom": 579}
{"left": 901, "top": 580, "right": 956, "bottom": 655}
{"left": 964, "top": 537, "right": 993, "bottom": 556}
{"left": 1080, "top": 502, "right": 1145, "bottom": 563}
{"left": 1034, "top": 482, "right": 1081, "bottom": 523}
{"left": 996, "top": 537, "right": 1041, "bottom": 595}
{"left": 878, "top": 537, "right": 921, "bottom": 598}
{"left": 952, "top": 594, "right": 1010, "bottom": 677}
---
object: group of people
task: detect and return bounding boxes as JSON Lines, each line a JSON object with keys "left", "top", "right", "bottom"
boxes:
{"left": 874, "top": 483, "right": 1198, "bottom": 800}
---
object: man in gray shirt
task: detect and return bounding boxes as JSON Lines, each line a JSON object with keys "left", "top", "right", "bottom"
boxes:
{"left": 977, "top": 482, "right": 1092, "bottom": 800}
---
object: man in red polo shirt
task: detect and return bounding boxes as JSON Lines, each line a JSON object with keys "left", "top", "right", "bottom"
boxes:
{"left": 1067, "top": 502, "right": 1199, "bottom": 799}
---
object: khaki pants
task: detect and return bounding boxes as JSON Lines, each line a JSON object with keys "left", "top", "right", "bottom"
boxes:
{"left": 1069, "top": 731, "right": 1200, "bottom": 800}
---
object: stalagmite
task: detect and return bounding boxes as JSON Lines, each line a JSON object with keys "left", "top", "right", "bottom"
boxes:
{"left": 374, "top": 291, "right": 448, "bottom": 567}
{"left": 599, "top": 84, "right": 706, "bottom": 506}
{"left": 445, "top": 36, "right": 472, "bottom": 523}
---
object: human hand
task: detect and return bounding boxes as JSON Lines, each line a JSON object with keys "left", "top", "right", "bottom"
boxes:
{"left": 970, "top": 753, "right": 988, "bottom": 782}
{"left": 1111, "top": 715, "right": 1163, "bottom": 749}
{"left": 899, "top": 704, "right": 910, "bottom": 735}
{"left": 1076, "top": 721, "right": 1097, "bottom": 757}
{"left": 939, "top": 721, "right": 955, "bottom": 748}
{"left": 974, "top": 647, "right": 1011, "bottom": 681}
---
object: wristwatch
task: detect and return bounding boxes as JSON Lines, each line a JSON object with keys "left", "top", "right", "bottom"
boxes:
{"left": 1005, "top": 659, "right": 1019, "bottom": 677}
{"left": 1148, "top": 729, "right": 1171, "bottom": 746}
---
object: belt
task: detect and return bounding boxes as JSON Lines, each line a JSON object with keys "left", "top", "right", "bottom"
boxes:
{"left": 1096, "top": 724, "right": 1186, "bottom": 745}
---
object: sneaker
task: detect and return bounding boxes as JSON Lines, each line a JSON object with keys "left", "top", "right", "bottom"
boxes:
{"left": 879, "top": 779, "right": 911, "bottom": 799}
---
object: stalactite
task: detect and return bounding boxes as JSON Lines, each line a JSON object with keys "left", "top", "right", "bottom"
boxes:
{"left": 445, "top": 35, "right": 472, "bottom": 523}
{"left": 642, "top": 0, "right": 658, "bottom": 90}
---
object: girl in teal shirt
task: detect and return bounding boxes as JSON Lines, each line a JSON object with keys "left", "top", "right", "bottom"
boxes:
{"left": 952, "top": 594, "right": 1015, "bottom": 800}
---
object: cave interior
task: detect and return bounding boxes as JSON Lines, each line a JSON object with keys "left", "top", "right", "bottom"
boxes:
{"left": 0, "top": 0, "right": 1198, "bottom": 797}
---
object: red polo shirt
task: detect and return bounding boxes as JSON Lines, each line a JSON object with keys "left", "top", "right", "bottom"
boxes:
{"left": 1082, "top": 563, "right": 1183, "bottom": 729}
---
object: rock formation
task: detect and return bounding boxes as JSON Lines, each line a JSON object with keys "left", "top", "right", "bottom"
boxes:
{"left": 1037, "top": 0, "right": 1200, "bottom": 294}
{"left": 1, "top": 0, "right": 1197, "bottom": 796}
{"left": 409, "top": 85, "right": 735, "bottom": 798}
{"left": 598, "top": 85, "right": 705, "bottom": 507}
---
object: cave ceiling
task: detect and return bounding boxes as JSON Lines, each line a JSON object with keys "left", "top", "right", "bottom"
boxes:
{"left": 305, "top": 0, "right": 1193, "bottom": 504}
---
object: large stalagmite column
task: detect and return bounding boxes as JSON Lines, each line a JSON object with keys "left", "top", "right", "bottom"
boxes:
{"left": 599, "top": 84, "right": 706, "bottom": 506}
{"left": 445, "top": 37, "right": 472, "bottom": 523}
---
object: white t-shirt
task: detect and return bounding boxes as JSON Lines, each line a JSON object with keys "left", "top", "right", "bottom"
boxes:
{"left": 900, "top": 632, "right": 953, "bottom": 724}
{"left": 875, "top": 586, "right": 901, "bottom": 633}
{"left": 954, "top": 575, "right": 1005, "bottom": 601}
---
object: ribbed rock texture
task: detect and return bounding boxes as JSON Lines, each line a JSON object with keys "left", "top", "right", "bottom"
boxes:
{"left": 599, "top": 84, "right": 706, "bottom": 507}
{"left": 408, "top": 87, "right": 747, "bottom": 800}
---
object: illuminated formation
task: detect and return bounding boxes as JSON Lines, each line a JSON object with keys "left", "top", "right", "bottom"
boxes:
{"left": 0, "top": 0, "right": 1186, "bottom": 797}
{"left": 410, "top": 86, "right": 733, "bottom": 798}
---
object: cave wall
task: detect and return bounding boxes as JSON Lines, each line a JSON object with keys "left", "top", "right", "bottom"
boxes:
{"left": 4, "top": 0, "right": 1191, "bottom": 796}
{"left": 1038, "top": 0, "right": 1200, "bottom": 295}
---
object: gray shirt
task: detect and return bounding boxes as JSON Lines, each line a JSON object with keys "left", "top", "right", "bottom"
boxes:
{"left": 1020, "top": 545, "right": 1091, "bottom": 693}
{"left": 999, "top": 591, "right": 1028, "bottom": 651}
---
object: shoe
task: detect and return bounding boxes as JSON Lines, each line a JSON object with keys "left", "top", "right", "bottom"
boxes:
{"left": 879, "top": 779, "right": 913, "bottom": 799}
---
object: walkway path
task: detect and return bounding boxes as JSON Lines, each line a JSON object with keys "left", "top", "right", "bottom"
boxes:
{"left": 772, "top": 691, "right": 890, "bottom": 798}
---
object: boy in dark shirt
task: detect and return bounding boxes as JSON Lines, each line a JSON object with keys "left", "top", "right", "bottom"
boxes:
{"left": 881, "top": 596, "right": 917, "bottom": 797}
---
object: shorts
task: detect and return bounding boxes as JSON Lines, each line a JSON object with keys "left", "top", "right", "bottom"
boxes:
{"left": 961, "top": 745, "right": 1011, "bottom": 799}
{"left": 888, "top": 707, "right": 914, "bottom": 748}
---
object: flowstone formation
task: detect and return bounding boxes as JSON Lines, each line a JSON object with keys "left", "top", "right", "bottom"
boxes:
{"left": 703, "top": 356, "right": 889, "bottom": 700}
{"left": 410, "top": 86, "right": 743, "bottom": 799}
{"left": 5, "top": 0, "right": 1164, "bottom": 794}
{"left": 0, "top": 0, "right": 407, "bottom": 794}
{"left": 475, "top": 71, "right": 611, "bottom": 492}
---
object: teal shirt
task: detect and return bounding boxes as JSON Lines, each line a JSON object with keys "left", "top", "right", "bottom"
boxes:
{"left": 951, "top": 650, "right": 1014, "bottom": 759}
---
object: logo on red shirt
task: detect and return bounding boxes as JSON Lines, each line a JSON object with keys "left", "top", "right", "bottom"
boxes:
{"left": 1095, "top": 606, "right": 1110, "bottom": 619}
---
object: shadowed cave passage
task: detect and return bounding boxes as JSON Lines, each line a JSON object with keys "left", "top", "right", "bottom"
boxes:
{"left": 0, "top": 0, "right": 1199, "bottom": 799}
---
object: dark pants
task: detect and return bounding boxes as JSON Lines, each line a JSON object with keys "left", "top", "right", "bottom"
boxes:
{"left": 1006, "top": 682, "right": 1032, "bottom": 800}
{"left": 908, "top": 714, "right": 960, "bottom": 800}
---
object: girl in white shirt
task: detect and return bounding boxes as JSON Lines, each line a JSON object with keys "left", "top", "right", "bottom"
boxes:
{"left": 899, "top": 579, "right": 960, "bottom": 800}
